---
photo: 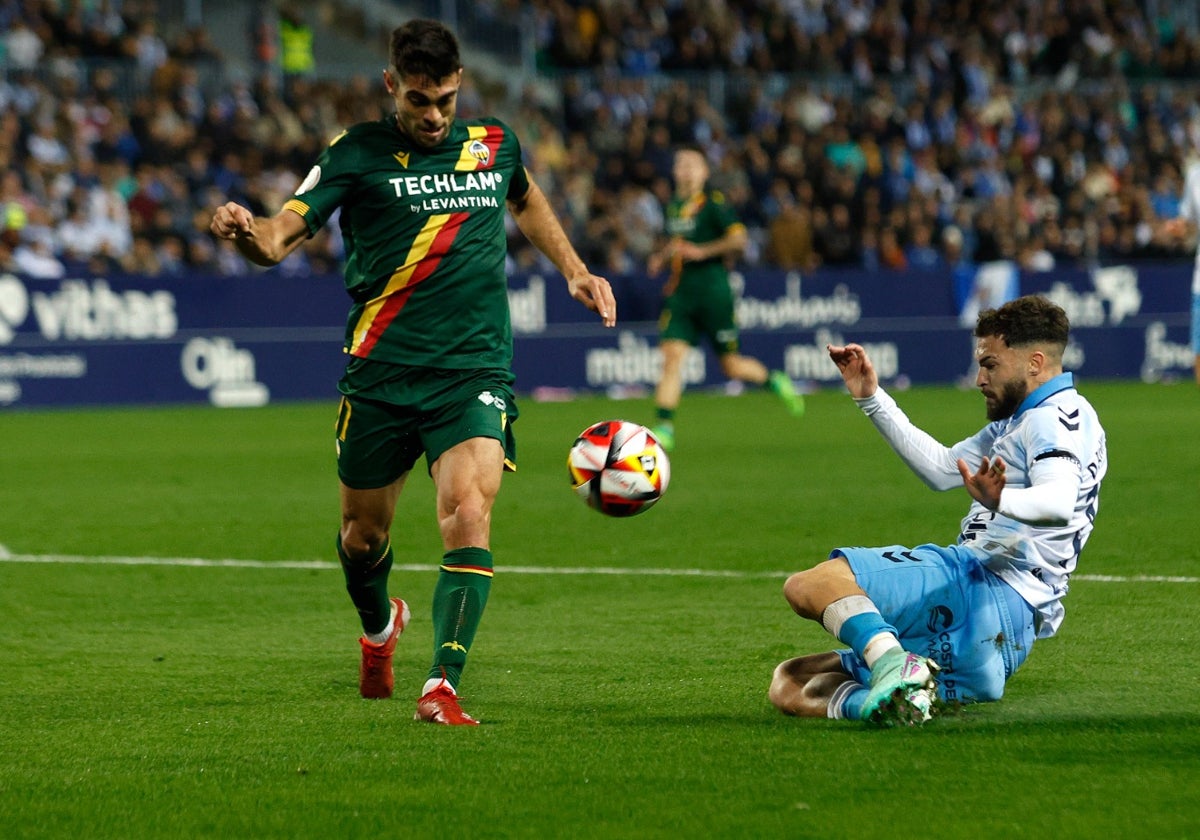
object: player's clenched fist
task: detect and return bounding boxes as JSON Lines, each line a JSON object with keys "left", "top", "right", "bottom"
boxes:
{"left": 210, "top": 203, "right": 255, "bottom": 239}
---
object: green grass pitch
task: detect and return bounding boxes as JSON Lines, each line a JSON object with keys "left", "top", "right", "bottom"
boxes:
{"left": 1, "top": 380, "right": 1198, "bottom": 838}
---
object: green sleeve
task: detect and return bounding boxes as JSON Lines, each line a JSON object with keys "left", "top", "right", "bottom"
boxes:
{"left": 708, "top": 189, "right": 742, "bottom": 234}
{"left": 288, "top": 129, "right": 361, "bottom": 235}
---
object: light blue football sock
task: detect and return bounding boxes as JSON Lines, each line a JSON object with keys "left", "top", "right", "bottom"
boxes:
{"left": 841, "top": 686, "right": 869, "bottom": 720}
{"left": 836, "top": 612, "right": 899, "bottom": 663}
{"left": 828, "top": 680, "right": 869, "bottom": 720}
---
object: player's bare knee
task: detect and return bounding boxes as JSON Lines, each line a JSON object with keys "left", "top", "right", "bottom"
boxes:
{"left": 339, "top": 521, "right": 388, "bottom": 563}
{"left": 438, "top": 498, "right": 491, "bottom": 544}
{"left": 782, "top": 570, "right": 816, "bottom": 615}
{"left": 768, "top": 661, "right": 831, "bottom": 717}
{"left": 767, "top": 662, "right": 797, "bottom": 713}
{"left": 659, "top": 342, "right": 687, "bottom": 369}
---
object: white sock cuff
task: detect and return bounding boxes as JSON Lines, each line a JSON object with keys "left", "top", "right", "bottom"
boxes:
{"left": 820, "top": 594, "right": 878, "bottom": 638}
{"left": 363, "top": 602, "right": 398, "bottom": 645}
{"left": 827, "top": 680, "right": 865, "bottom": 720}
{"left": 422, "top": 677, "right": 455, "bottom": 696}
{"left": 862, "top": 633, "right": 902, "bottom": 668}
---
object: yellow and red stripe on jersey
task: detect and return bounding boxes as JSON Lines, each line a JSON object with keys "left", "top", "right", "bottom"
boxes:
{"left": 439, "top": 562, "right": 494, "bottom": 578}
{"left": 349, "top": 211, "right": 468, "bottom": 357}
{"left": 680, "top": 191, "right": 706, "bottom": 219}
{"left": 455, "top": 125, "right": 504, "bottom": 171}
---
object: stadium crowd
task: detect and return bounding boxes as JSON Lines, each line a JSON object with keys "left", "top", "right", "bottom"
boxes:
{"left": 3, "top": 0, "right": 1200, "bottom": 281}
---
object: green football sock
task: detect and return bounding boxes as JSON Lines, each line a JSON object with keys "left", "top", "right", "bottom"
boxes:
{"left": 427, "top": 547, "right": 493, "bottom": 689}
{"left": 655, "top": 407, "right": 675, "bottom": 425}
{"left": 336, "top": 534, "right": 394, "bottom": 636}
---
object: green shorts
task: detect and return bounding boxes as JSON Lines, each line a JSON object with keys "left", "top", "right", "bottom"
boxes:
{"left": 659, "top": 280, "right": 740, "bottom": 354}
{"left": 335, "top": 359, "right": 518, "bottom": 489}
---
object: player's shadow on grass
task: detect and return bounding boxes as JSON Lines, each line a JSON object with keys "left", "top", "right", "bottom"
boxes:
{"left": 938, "top": 710, "right": 1200, "bottom": 733}
{"left": 601, "top": 708, "right": 1200, "bottom": 737}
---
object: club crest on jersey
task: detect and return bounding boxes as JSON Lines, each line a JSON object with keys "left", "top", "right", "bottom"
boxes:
{"left": 465, "top": 139, "right": 491, "bottom": 166}
{"left": 477, "top": 390, "right": 506, "bottom": 411}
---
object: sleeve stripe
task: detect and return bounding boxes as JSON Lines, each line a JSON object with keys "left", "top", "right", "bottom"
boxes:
{"left": 1034, "top": 449, "right": 1080, "bottom": 465}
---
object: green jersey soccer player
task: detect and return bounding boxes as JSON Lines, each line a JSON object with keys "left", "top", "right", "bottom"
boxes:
{"left": 210, "top": 19, "right": 615, "bottom": 725}
{"left": 646, "top": 146, "right": 803, "bottom": 451}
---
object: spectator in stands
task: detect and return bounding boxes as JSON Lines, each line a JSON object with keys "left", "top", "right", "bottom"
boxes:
{"left": 12, "top": 225, "right": 66, "bottom": 279}
{"left": 278, "top": 4, "right": 315, "bottom": 79}
{"left": 0, "top": 202, "right": 26, "bottom": 271}
{"left": 25, "top": 116, "right": 72, "bottom": 193}
{"left": 2, "top": 17, "right": 44, "bottom": 70}
{"left": 130, "top": 18, "right": 168, "bottom": 80}
{"left": 876, "top": 226, "right": 907, "bottom": 271}
{"left": 766, "top": 194, "right": 818, "bottom": 272}
{"left": 88, "top": 159, "right": 135, "bottom": 258}
{"left": 155, "top": 232, "right": 187, "bottom": 275}
{"left": 56, "top": 191, "right": 106, "bottom": 265}
{"left": 1018, "top": 233, "right": 1056, "bottom": 272}
{"left": 6, "top": 0, "right": 1200, "bottom": 292}
{"left": 250, "top": 2, "right": 277, "bottom": 76}
{"left": 814, "top": 203, "right": 859, "bottom": 266}
{"left": 121, "top": 234, "right": 161, "bottom": 276}
{"left": 905, "top": 221, "right": 943, "bottom": 270}
{"left": 1162, "top": 152, "right": 1200, "bottom": 386}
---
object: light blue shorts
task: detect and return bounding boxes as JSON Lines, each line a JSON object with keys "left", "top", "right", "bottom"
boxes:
{"left": 1191, "top": 292, "right": 1200, "bottom": 354}
{"left": 833, "top": 543, "right": 1036, "bottom": 705}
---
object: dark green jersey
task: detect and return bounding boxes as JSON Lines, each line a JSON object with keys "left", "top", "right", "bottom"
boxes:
{"left": 663, "top": 188, "right": 744, "bottom": 291}
{"left": 283, "top": 116, "right": 530, "bottom": 369}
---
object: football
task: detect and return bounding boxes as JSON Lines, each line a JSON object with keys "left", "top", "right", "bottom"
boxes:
{"left": 567, "top": 420, "right": 671, "bottom": 517}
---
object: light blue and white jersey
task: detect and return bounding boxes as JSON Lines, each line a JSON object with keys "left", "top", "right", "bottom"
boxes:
{"left": 856, "top": 373, "right": 1107, "bottom": 639}
{"left": 1179, "top": 160, "right": 1200, "bottom": 294}
{"left": 946, "top": 374, "right": 1106, "bottom": 637}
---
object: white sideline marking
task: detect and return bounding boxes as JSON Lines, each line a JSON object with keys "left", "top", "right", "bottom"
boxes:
{"left": 0, "top": 550, "right": 778, "bottom": 577}
{"left": 0, "top": 546, "right": 1195, "bottom": 583}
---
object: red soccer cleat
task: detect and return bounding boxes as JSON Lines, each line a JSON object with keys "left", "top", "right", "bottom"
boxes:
{"left": 358, "top": 598, "right": 410, "bottom": 699}
{"left": 414, "top": 681, "right": 479, "bottom": 726}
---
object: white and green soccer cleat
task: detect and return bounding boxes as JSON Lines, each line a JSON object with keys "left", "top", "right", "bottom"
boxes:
{"left": 862, "top": 649, "right": 940, "bottom": 727}
{"left": 871, "top": 685, "right": 937, "bottom": 727}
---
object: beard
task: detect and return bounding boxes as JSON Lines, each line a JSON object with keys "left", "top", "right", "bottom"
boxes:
{"left": 985, "top": 377, "right": 1027, "bottom": 421}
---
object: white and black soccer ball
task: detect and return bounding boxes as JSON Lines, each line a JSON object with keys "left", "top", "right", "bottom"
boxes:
{"left": 567, "top": 420, "right": 671, "bottom": 517}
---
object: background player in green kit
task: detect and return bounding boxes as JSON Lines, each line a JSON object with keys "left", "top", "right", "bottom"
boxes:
{"left": 646, "top": 146, "right": 804, "bottom": 451}
{"left": 209, "top": 19, "right": 616, "bottom": 725}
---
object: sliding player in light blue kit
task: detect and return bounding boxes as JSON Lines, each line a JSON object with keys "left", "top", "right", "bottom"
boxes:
{"left": 769, "top": 295, "right": 1107, "bottom": 725}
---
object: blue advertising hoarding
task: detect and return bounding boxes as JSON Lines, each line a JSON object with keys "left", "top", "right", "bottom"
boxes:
{"left": 0, "top": 262, "right": 1191, "bottom": 409}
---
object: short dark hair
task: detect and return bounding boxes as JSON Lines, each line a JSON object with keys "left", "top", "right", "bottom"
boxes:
{"left": 976, "top": 295, "right": 1069, "bottom": 350}
{"left": 389, "top": 19, "right": 461, "bottom": 81}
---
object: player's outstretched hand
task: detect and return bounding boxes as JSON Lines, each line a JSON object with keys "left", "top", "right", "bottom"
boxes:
{"left": 569, "top": 272, "right": 617, "bottom": 327}
{"left": 827, "top": 343, "right": 878, "bottom": 399}
{"left": 958, "top": 455, "right": 1006, "bottom": 510}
